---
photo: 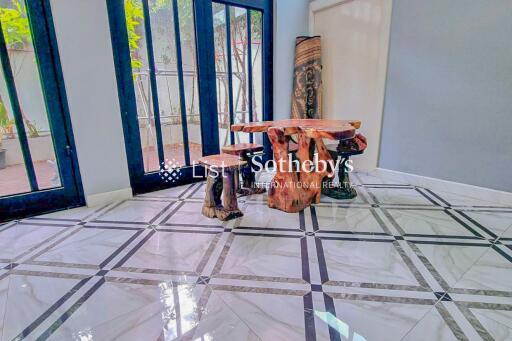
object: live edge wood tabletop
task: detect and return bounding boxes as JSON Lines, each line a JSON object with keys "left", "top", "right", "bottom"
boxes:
{"left": 231, "top": 119, "right": 362, "bottom": 213}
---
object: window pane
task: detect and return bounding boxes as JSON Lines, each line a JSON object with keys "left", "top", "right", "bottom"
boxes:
{"left": 0, "top": 0, "right": 62, "bottom": 192}
{"left": 251, "top": 10, "right": 263, "bottom": 124}
{"left": 251, "top": 10, "right": 264, "bottom": 146}
{"left": 0, "top": 62, "right": 30, "bottom": 196}
{"left": 178, "top": 0, "right": 202, "bottom": 165}
{"left": 124, "top": 0, "right": 158, "bottom": 173}
{"left": 147, "top": 0, "right": 200, "bottom": 168}
{"left": 212, "top": 3, "right": 230, "bottom": 148}
{"left": 230, "top": 6, "right": 249, "bottom": 131}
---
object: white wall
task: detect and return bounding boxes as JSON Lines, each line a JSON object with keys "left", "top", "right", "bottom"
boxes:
{"left": 50, "top": 0, "right": 132, "bottom": 205}
{"left": 273, "top": 0, "right": 310, "bottom": 119}
{"left": 380, "top": 0, "right": 512, "bottom": 192}
{"left": 310, "top": 0, "right": 392, "bottom": 171}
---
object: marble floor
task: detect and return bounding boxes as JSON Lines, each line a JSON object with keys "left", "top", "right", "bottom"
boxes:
{"left": 1, "top": 172, "right": 512, "bottom": 340}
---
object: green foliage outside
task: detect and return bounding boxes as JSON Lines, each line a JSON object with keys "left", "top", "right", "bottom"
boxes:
{"left": 125, "top": 0, "right": 195, "bottom": 71}
{"left": 0, "top": 0, "right": 31, "bottom": 49}
{"left": 0, "top": 0, "right": 31, "bottom": 142}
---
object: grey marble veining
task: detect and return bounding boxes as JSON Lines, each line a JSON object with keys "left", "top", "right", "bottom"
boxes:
{"left": 0, "top": 172, "right": 511, "bottom": 340}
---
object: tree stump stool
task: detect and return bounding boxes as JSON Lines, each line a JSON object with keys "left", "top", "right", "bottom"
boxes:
{"left": 198, "top": 154, "right": 246, "bottom": 221}
{"left": 221, "top": 143, "right": 266, "bottom": 196}
{"left": 322, "top": 134, "right": 368, "bottom": 200}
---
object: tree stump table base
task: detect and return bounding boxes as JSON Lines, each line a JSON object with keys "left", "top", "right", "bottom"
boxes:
{"left": 199, "top": 155, "right": 246, "bottom": 221}
{"left": 231, "top": 119, "right": 363, "bottom": 213}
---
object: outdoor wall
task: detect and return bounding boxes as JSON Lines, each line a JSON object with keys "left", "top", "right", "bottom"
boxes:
{"left": 273, "top": 0, "right": 310, "bottom": 119}
{"left": 379, "top": 0, "right": 512, "bottom": 192}
{"left": 50, "top": 0, "right": 132, "bottom": 203}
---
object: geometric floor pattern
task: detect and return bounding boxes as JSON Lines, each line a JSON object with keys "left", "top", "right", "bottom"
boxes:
{"left": 1, "top": 172, "right": 511, "bottom": 340}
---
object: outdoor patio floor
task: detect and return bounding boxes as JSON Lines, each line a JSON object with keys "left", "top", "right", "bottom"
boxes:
{"left": 0, "top": 171, "right": 511, "bottom": 340}
{"left": 0, "top": 143, "right": 203, "bottom": 197}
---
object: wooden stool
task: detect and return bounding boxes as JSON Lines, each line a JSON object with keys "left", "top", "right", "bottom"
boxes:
{"left": 221, "top": 143, "right": 266, "bottom": 196}
{"left": 198, "top": 154, "right": 246, "bottom": 221}
{"left": 322, "top": 134, "right": 367, "bottom": 200}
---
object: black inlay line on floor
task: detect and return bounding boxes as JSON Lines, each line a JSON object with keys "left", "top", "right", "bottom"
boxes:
{"left": 362, "top": 187, "right": 380, "bottom": 205}
{"left": 186, "top": 182, "right": 204, "bottom": 199}
{"left": 299, "top": 210, "right": 306, "bottom": 232}
{"left": 408, "top": 240, "right": 490, "bottom": 247}
{"left": 130, "top": 198, "right": 175, "bottom": 203}
{"left": 443, "top": 209, "right": 485, "bottom": 239}
{"left": 15, "top": 276, "right": 92, "bottom": 340}
{"left": 82, "top": 225, "right": 144, "bottom": 231}
{"left": 16, "top": 222, "right": 74, "bottom": 228}
{"left": 173, "top": 282, "right": 183, "bottom": 337}
{"left": 423, "top": 188, "right": 452, "bottom": 207}
{"left": 163, "top": 223, "right": 223, "bottom": 228}
{"left": 113, "top": 230, "right": 157, "bottom": 269}
{"left": 148, "top": 201, "right": 177, "bottom": 225}
{"left": 232, "top": 232, "right": 302, "bottom": 238}
{"left": 369, "top": 207, "right": 392, "bottom": 235}
{"left": 415, "top": 187, "right": 441, "bottom": 206}
{"left": 403, "top": 233, "right": 481, "bottom": 240}
{"left": 157, "top": 229, "right": 221, "bottom": 235}
{"left": 89, "top": 220, "right": 147, "bottom": 226}
{"left": 178, "top": 183, "right": 197, "bottom": 199}
{"left": 92, "top": 200, "right": 127, "bottom": 220}
{"left": 363, "top": 185, "right": 415, "bottom": 189}
{"left": 455, "top": 210, "right": 499, "bottom": 239}
{"left": 458, "top": 209, "right": 512, "bottom": 213}
{"left": 35, "top": 277, "right": 106, "bottom": 341}
{"left": 434, "top": 303, "right": 469, "bottom": 341}
{"left": 301, "top": 237, "right": 311, "bottom": 283}
{"left": 234, "top": 226, "right": 300, "bottom": 232}
{"left": 99, "top": 229, "right": 145, "bottom": 269}
{"left": 315, "top": 237, "right": 329, "bottom": 284}
{"left": 310, "top": 206, "right": 319, "bottom": 232}
{"left": 318, "top": 236, "right": 394, "bottom": 242}
{"left": 303, "top": 292, "right": 317, "bottom": 341}
{"left": 492, "top": 244, "right": 512, "bottom": 263}
{"left": 81, "top": 202, "right": 115, "bottom": 222}
{"left": 160, "top": 201, "right": 186, "bottom": 224}
{"left": 316, "top": 230, "right": 390, "bottom": 236}
{"left": 323, "top": 293, "right": 341, "bottom": 341}
{"left": 0, "top": 221, "right": 17, "bottom": 233}
{"left": 28, "top": 217, "right": 81, "bottom": 222}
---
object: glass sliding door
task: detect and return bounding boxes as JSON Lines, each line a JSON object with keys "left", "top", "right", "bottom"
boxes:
{"left": 108, "top": 0, "right": 272, "bottom": 194}
{"left": 0, "top": 0, "right": 83, "bottom": 221}
{"left": 212, "top": 3, "right": 265, "bottom": 148}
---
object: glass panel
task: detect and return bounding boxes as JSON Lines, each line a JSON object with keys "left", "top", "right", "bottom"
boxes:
{"left": 0, "top": 62, "right": 30, "bottom": 196}
{"left": 124, "top": 0, "right": 158, "bottom": 173}
{"left": 230, "top": 6, "right": 249, "bottom": 146}
{"left": 148, "top": 0, "right": 185, "bottom": 166}
{"left": 147, "top": 0, "right": 200, "bottom": 167}
{"left": 212, "top": 3, "right": 230, "bottom": 148}
{"left": 0, "top": 0, "right": 62, "bottom": 192}
{"left": 177, "top": 0, "right": 202, "bottom": 165}
{"left": 250, "top": 10, "right": 264, "bottom": 145}
{"left": 251, "top": 10, "right": 263, "bottom": 124}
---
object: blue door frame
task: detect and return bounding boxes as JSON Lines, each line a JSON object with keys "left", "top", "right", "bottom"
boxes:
{"left": 108, "top": 0, "right": 273, "bottom": 194}
{"left": 0, "top": 0, "right": 84, "bottom": 222}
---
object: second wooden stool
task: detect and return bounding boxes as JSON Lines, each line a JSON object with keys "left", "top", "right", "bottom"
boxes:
{"left": 222, "top": 143, "right": 266, "bottom": 196}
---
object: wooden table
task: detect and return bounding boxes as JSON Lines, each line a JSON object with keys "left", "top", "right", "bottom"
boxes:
{"left": 232, "top": 119, "right": 361, "bottom": 213}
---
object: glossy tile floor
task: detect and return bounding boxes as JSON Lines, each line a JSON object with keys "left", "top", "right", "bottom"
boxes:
{"left": 1, "top": 172, "right": 512, "bottom": 340}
